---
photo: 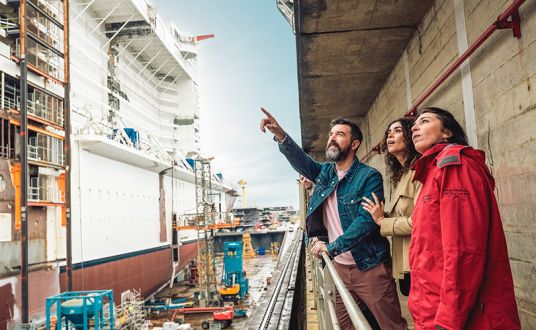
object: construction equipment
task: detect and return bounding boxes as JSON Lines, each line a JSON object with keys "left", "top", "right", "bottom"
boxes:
{"left": 242, "top": 233, "right": 255, "bottom": 258}
{"left": 211, "top": 308, "right": 233, "bottom": 328}
{"left": 45, "top": 290, "right": 114, "bottom": 330}
{"left": 201, "top": 306, "right": 234, "bottom": 329}
{"left": 219, "top": 242, "right": 249, "bottom": 302}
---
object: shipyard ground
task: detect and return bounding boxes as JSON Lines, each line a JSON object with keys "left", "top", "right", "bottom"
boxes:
{"left": 147, "top": 225, "right": 300, "bottom": 329}
{"left": 150, "top": 252, "right": 278, "bottom": 329}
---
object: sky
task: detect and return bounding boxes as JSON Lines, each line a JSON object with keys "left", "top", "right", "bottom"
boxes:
{"left": 153, "top": 1, "right": 302, "bottom": 209}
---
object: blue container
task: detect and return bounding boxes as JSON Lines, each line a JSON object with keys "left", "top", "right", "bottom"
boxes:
{"left": 258, "top": 247, "right": 266, "bottom": 255}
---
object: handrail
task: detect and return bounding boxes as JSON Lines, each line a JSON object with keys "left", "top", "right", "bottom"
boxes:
{"left": 310, "top": 249, "right": 371, "bottom": 330}
{"left": 361, "top": 0, "right": 525, "bottom": 162}
{"left": 321, "top": 252, "right": 372, "bottom": 330}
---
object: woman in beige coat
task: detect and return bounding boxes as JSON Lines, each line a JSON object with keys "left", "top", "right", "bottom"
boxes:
{"left": 362, "top": 117, "right": 421, "bottom": 296}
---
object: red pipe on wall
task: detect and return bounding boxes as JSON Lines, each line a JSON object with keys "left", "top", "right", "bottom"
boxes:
{"left": 361, "top": 0, "right": 525, "bottom": 161}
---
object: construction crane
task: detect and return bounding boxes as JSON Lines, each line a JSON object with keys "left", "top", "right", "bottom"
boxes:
{"left": 237, "top": 179, "right": 247, "bottom": 208}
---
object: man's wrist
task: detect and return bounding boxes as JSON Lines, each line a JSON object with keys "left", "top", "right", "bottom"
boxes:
{"left": 274, "top": 134, "right": 287, "bottom": 144}
{"left": 326, "top": 242, "right": 338, "bottom": 257}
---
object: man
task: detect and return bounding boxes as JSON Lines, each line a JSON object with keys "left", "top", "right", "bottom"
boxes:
{"left": 260, "top": 108, "right": 406, "bottom": 330}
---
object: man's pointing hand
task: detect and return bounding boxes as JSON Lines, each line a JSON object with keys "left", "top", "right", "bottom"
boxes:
{"left": 260, "top": 107, "right": 286, "bottom": 142}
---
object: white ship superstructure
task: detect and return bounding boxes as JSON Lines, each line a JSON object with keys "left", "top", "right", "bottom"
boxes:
{"left": 0, "top": 0, "right": 231, "bottom": 326}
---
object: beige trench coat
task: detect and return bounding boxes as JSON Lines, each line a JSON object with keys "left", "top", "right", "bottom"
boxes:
{"left": 380, "top": 170, "right": 421, "bottom": 279}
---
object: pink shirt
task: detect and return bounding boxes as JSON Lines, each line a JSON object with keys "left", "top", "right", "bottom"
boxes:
{"left": 323, "top": 169, "right": 355, "bottom": 265}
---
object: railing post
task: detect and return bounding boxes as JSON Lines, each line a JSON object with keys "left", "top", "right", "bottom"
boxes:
{"left": 314, "top": 256, "right": 327, "bottom": 329}
{"left": 323, "top": 266, "right": 341, "bottom": 329}
{"left": 310, "top": 251, "right": 319, "bottom": 309}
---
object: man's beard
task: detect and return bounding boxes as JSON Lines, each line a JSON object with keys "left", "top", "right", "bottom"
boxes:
{"left": 325, "top": 142, "right": 350, "bottom": 162}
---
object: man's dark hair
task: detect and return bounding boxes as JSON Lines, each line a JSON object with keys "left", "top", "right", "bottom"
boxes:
{"left": 330, "top": 117, "right": 363, "bottom": 142}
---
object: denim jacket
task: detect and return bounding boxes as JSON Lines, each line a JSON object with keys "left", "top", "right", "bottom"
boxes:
{"left": 278, "top": 135, "right": 390, "bottom": 271}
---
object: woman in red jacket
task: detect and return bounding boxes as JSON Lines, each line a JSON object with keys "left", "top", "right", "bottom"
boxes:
{"left": 409, "top": 107, "right": 520, "bottom": 330}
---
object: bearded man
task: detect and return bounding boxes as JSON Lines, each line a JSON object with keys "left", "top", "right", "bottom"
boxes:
{"left": 260, "top": 108, "right": 407, "bottom": 330}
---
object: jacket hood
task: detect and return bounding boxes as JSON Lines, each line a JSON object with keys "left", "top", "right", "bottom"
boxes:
{"left": 412, "top": 143, "right": 494, "bottom": 189}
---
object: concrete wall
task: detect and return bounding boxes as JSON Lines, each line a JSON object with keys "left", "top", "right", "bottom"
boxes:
{"left": 360, "top": 0, "right": 536, "bottom": 327}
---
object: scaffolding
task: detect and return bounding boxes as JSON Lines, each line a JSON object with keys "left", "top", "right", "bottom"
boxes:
{"left": 116, "top": 289, "right": 146, "bottom": 330}
{"left": 2, "top": 0, "right": 70, "bottom": 323}
{"left": 193, "top": 157, "right": 220, "bottom": 307}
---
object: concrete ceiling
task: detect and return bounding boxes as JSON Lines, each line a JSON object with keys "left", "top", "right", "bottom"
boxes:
{"left": 295, "top": 0, "right": 433, "bottom": 155}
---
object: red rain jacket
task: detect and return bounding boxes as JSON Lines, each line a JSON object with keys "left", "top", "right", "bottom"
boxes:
{"left": 409, "top": 144, "right": 520, "bottom": 330}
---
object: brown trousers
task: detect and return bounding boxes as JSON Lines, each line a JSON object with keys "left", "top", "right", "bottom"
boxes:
{"left": 333, "top": 261, "right": 407, "bottom": 330}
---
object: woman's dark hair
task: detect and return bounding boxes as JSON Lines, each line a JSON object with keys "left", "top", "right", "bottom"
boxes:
{"left": 419, "top": 107, "right": 469, "bottom": 146}
{"left": 383, "top": 117, "right": 419, "bottom": 186}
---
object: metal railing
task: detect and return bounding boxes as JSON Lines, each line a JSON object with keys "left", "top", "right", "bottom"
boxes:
{"left": 28, "top": 183, "right": 64, "bottom": 203}
{"left": 310, "top": 251, "right": 372, "bottom": 330}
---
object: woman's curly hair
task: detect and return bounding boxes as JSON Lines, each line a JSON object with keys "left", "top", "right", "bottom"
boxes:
{"left": 383, "top": 117, "right": 419, "bottom": 187}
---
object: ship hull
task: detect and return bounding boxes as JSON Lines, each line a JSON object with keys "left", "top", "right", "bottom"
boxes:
{"left": 59, "top": 241, "right": 199, "bottom": 305}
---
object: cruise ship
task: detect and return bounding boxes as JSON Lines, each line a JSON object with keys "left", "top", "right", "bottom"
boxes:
{"left": 0, "top": 0, "right": 234, "bottom": 326}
